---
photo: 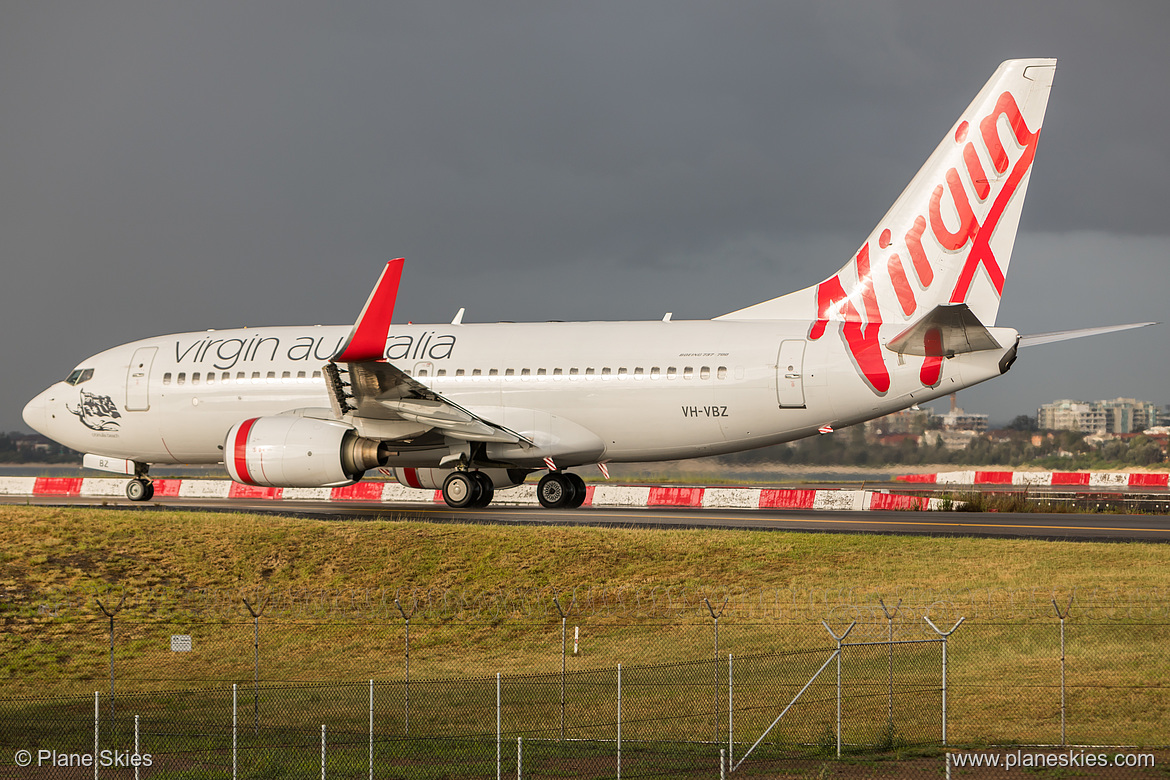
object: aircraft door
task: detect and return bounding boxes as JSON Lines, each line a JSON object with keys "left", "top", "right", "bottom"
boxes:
{"left": 125, "top": 346, "right": 157, "bottom": 411}
{"left": 776, "top": 340, "right": 806, "bottom": 408}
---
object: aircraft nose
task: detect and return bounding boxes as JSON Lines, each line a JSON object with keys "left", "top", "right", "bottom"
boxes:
{"left": 22, "top": 389, "right": 49, "bottom": 435}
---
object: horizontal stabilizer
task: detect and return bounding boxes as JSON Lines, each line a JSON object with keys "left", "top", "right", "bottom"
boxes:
{"left": 1019, "top": 321, "right": 1158, "bottom": 348}
{"left": 886, "top": 303, "right": 1001, "bottom": 357}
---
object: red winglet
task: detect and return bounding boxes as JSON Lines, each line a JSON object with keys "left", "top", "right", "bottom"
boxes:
{"left": 332, "top": 259, "right": 404, "bottom": 363}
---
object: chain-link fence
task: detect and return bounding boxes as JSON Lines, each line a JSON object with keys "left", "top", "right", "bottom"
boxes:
{"left": 2, "top": 586, "right": 1168, "bottom": 776}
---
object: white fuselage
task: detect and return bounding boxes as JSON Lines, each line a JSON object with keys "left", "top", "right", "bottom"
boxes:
{"left": 24, "top": 318, "right": 1018, "bottom": 469}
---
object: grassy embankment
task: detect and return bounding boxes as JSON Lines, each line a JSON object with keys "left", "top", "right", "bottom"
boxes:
{"left": 2, "top": 505, "right": 1168, "bottom": 745}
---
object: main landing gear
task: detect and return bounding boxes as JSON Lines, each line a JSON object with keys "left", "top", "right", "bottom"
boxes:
{"left": 537, "top": 471, "right": 586, "bottom": 509}
{"left": 441, "top": 470, "right": 495, "bottom": 509}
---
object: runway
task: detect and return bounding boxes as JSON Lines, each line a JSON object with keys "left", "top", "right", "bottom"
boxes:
{"left": 6, "top": 493, "right": 1170, "bottom": 542}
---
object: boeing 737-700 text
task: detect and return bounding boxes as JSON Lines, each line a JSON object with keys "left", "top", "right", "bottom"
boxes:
{"left": 22, "top": 59, "right": 1153, "bottom": 508}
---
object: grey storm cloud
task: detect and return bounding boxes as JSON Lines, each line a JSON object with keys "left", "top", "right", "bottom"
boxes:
{"left": 2, "top": 1, "right": 1167, "bottom": 431}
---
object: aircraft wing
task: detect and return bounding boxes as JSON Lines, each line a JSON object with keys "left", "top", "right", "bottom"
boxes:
{"left": 326, "top": 360, "right": 532, "bottom": 444}
{"left": 1018, "top": 321, "right": 1158, "bottom": 347}
{"left": 325, "top": 259, "right": 532, "bottom": 445}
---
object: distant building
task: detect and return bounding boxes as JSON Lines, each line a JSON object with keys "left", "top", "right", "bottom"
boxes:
{"left": 864, "top": 406, "right": 934, "bottom": 436}
{"left": 940, "top": 407, "right": 988, "bottom": 432}
{"left": 1038, "top": 397, "right": 1161, "bottom": 434}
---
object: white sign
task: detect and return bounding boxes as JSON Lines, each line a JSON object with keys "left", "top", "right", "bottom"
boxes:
{"left": 171, "top": 635, "right": 192, "bottom": 652}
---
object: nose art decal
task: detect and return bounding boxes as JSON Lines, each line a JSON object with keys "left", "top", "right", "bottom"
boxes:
{"left": 66, "top": 390, "right": 122, "bottom": 431}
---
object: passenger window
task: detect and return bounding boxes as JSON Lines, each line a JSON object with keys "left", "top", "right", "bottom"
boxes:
{"left": 585, "top": 368, "right": 595, "bottom": 376}
{"left": 634, "top": 367, "right": 644, "bottom": 380}
{"left": 717, "top": 366, "right": 728, "bottom": 379}
{"left": 251, "top": 372, "right": 261, "bottom": 383}
{"left": 570, "top": 368, "right": 579, "bottom": 376}
{"left": 296, "top": 371, "right": 306, "bottom": 381}
{"left": 437, "top": 369, "right": 446, "bottom": 377}
{"left": 192, "top": 372, "right": 201, "bottom": 384}
{"left": 205, "top": 373, "right": 215, "bottom": 385}
{"left": 472, "top": 369, "right": 482, "bottom": 376}
{"left": 236, "top": 372, "right": 245, "bottom": 383}
{"left": 266, "top": 371, "right": 276, "bottom": 382}
{"left": 177, "top": 373, "right": 186, "bottom": 385}
{"left": 312, "top": 370, "right": 322, "bottom": 380}
{"left": 537, "top": 368, "right": 546, "bottom": 376}
{"left": 667, "top": 367, "right": 677, "bottom": 380}
{"left": 684, "top": 367, "right": 693, "bottom": 380}
{"left": 651, "top": 367, "right": 660, "bottom": 379}
{"left": 489, "top": 369, "right": 499, "bottom": 376}
{"left": 617, "top": 367, "right": 628, "bottom": 379}
{"left": 456, "top": 369, "right": 465, "bottom": 377}
{"left": 163, "top": 372, "right": 172, "bottom": 385}
{"left": 601, "top": 368, "right": 612, "bottom": 380}
{"left": 223, "top": 372, "right": 231, "bottom": 383}
{"left": 700, "top": 367, "right": 710, "bottom": 380}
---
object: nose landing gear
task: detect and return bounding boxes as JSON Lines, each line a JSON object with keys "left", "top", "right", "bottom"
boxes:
{"left": 126, "top": 477, "right": 154, "bottom": 502}
{"left": 125, "top": 463, "right": 154, "bottom": 502}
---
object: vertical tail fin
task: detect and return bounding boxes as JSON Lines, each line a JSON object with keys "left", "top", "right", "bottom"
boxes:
{"left": 718, "top": 59, "right": 1056, "bottom": 326}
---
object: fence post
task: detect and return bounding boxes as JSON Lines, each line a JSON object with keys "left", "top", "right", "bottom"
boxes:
{"left": 728, "top": 653, "right": 733, "bottom": 768}
{"left": 878, "top": 598, "right": 902, "bottom": 729}
{"left": 134, "top": 714, "right": 140, "bottom": 780}
{"left": 705, "top": 597, "right": 728, "bottom": 745}
{"left": 242, "top": 595, "right": 267, "bottom": 734}
{"left": 95, "top": 592, "right": 125, "bottom": 732}
{"left": 320, "top": 724, "right": 326, "bottom": 780}
{"left": 93, "top": 692, "right": 98, "bottom": 780}
{"left": 517, "top": 736, "right": 523, "bottom": 780}
{"left": 923, "top": 616, "right": 966, "bottom": 746}
{"left": 553, "top": 593, "right": 573, "bottom": 741}
{"left": 395, "top": 591, "right": 416, "bottom": 736}
{"left": 1052, "top": 596, "right": 1073, "bottom": 746}
{"left": 617, "top": 663, "right": 622, "bottom": 780}
{"left": 369, "top": 679, "right": 374, "bottom": 780}
{"left": 232, "top": 683, "right": 237, "bottom": 780}
{"left": 822, "top": 621, "right": 857, "bottom": 758}
{"left": 496, "top": 672, "right": 501, "bottom": 780}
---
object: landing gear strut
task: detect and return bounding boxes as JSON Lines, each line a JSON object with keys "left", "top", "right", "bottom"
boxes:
{"left": 537, "top": 471, "right": 586, "bottom": 509}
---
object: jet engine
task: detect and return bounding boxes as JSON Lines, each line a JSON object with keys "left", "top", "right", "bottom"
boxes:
{"left": 225, "top": 416, "right": 389, "bottom": 487}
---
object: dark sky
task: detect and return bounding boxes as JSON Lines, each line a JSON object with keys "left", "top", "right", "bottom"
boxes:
{"left": 3, "top": 1, "right": 1167, "bottom": 432}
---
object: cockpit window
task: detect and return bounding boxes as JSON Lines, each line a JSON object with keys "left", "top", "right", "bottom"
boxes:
{"left": 65, "top": 368, "right": 94, "bottom": 385}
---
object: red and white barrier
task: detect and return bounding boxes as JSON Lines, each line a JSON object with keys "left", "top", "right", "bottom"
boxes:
{"left": 0, "top": 476, "right": 953, "bottom": 511}
{"left": 897, "top": 470, "right": 1169, "bottom": 489}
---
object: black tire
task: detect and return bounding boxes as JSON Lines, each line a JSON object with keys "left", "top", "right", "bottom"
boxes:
{"left": 442, "top": 471, "right": 480, "bottom": 509}
{"left": 126, "top": 478, "right": 153, "bottom": 502}
{"left": 538, "top": 472, "right": 573, "bottom": 509}
{"left": 470, "top": 471, "right": 495, "bottom": 508}
{"left": 565, "top": 473, "right": 587, "bottom": 509}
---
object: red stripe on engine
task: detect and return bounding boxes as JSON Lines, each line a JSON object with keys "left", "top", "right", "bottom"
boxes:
{"left": 402, "top": 468, "right": 423, "bottom": 489}
{"left": 233, "top": 418, "right": 259, "bottom": 485}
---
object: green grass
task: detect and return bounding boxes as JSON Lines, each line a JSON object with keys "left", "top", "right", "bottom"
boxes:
{"left": 3, "top": 506, "right": 1170, "bottom": 749}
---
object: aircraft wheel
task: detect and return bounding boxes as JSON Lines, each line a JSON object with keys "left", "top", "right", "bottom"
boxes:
{"left": 565, "top": 473, "right": 587, "bottom": 509}
{"left": 442, "top": 471, "right": 480, "bottom": 509}
{"left": 537, "top": 472, "right": 573, "bottom": 509}
{"left": 470, "top": 471, "right": 495, "bottom": 508}
{"left": 126, "top": 478, "right": 154, "bottom": 502}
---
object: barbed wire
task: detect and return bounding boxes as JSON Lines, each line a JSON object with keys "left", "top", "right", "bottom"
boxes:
{"left": 4, "top": 583, "right": 1168, "bottom": 623}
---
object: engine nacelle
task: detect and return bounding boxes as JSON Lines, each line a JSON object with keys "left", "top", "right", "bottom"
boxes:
{"left": 391, "top": 467, "right": 529, "bottom": 491}
{"left": 225, "top": 416, "right": 388, "bottom": 487}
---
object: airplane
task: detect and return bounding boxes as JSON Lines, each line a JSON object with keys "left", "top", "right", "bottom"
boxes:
{"left": 22, "top": 58, "right": 1155, "bottom": 509}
